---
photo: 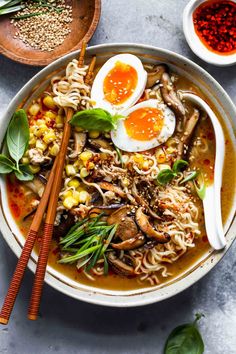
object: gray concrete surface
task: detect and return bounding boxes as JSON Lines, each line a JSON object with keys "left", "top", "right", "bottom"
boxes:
{"left": 0, "top": 1, "right": 236, "bottom": 353}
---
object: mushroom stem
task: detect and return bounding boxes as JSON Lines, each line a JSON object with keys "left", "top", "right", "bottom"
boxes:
{"left": 177, "top": 108, "right": 200, "bottom": 159}
{"left": 160, "top": 72, "right": 185, "bottom": 117}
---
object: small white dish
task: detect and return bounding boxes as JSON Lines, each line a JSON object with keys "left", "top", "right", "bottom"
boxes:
{"left": 183, "top": 0, "right": 236, "bottom": 66}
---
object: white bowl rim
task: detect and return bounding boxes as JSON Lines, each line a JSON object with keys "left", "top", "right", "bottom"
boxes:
{"left": 0, "top": 42, "right": 235, "bottom": 307}
{"left": 183, "top": 0, "right": 236, "bottom": 66}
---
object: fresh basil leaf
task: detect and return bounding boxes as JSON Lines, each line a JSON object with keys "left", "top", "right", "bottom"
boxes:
{"left": 180, "top": 171, "right": 199, "bottom": 184}
{"left": 172, "top": 159, "right": 189, "bottom": 173}
{"left": 164, "top": 323, "right": 204, "bottom": 354}
{"left": 70, "top": 108, "right": 123, "bottom": 132}
{"left": 157, "top": 169, "right": 175, "bottom": 185}
{"left": 0, "top": 154, "right": 15, "bottom": 173}
{"left": 7, "top": 109, "right": 29, "bottom": 168}
{"left": 14, "top": 164, "right": 34, "bottom": 181}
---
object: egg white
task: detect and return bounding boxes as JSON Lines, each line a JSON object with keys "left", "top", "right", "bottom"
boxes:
{"left": 111, "top": 99, "right": 176, "bottom": 152}
{"left": 91, "top": 54, "right": 147, "bottom": 114}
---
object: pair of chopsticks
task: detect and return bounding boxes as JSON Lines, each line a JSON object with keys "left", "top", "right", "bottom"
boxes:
{"left": 0, "top": 42, "right": 96, "bottom": 324}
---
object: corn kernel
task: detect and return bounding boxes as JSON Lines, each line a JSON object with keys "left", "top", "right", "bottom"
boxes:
{"left": 74, "top": 126, "right": 84, "bottom": 132}
{"left": 78, "top": 191, "right": 90, "bottom": 204}
{"left": 44, "top": 111, "right": 57, "bottom": 119}
{"left": 49, "top": 143, "right": 60, "bottom": 156}
{"left": 72, "top": 190, "right": 81, "bottom": 202}
{"left": 156, "top": 148, "right": 166, "bottom": 163}
{"left": 65, "top": 164, "right": 76, "bottom": 176}
{"left": 142, "top": 161, "right": 150, "bottom": 170}
{"left": 43, "top": 95, "right": 56, "bottom": 110}
{"left": 29, "top": 137, "right": 36, "bottom": 146}
{"left": 88, "top": 130, "right": 100, "bottom": 139}
{"left": 34, "top": 125, "right": 48, "bottom": 137}
{"left": 123, "top": 178, "right": 129, "bottom": 187}
{"left": 56, "top": 115, "right": 64, "bottom": 125}
{"left": 159, "top": 164, "right": 171, "bottom": 171}
{"left": 133, "top": 153, "right": 144, "bottom": 164}
{"left": 36, "top": 119, "right": 45, "bottom": 126}
{"left": 29, "top": 103, "right": 40, "bottom": 116}
{"left": 36, "top": 140, "right": 47, "bottom": 151}
{"left": 166, "top": 147, "right": 176, "bottom": 154}
{"left": 80, "top": 151, "right": 93, "bottom": 162}
{"left": 63, "top": 196, "right": 78, "bottom": 209}
{"left": 43, "top": 131, "right": 56, "bottom": 144}
{"left": 61, "top": 190, "right": 73, "bottom": 199}
{"left": 29, "top": 126, "right": 35, "bottom": 133}
{"left": 68, "top": 178, "right": 80, "bottom": 188}
{"left": 29, "top": 164, "right": 40, "bottom": 174}
{"left": 21, "top": 157, "right": 29, "bottom": 165}
{"left": 87, "top": 162, "right": 95, "bottom": 170}
{"left": 80, "top": 167, "right": 89, "bottom": 178}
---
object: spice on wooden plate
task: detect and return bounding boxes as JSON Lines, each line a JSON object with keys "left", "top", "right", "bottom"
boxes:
{"left": 193, "top": 0, "right": 236, "bottom": 55}
{"left": 11, "top": 0, "right": 72, "bottom": 52}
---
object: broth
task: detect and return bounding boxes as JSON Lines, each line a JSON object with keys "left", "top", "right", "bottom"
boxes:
{"left": 6, "top": 63, "right": 236, "bottom": 291}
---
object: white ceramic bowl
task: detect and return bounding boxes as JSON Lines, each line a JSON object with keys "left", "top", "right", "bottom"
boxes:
{"left": 183, "top": 0, "right": 236, "bottom": 66}
{"left": 0, "top": 43, "right": 236, "bottom": 307}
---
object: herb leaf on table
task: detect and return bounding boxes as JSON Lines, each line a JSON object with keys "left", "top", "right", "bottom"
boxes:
{"left": 164, "top": 314, "right": 204, "bottom": 354}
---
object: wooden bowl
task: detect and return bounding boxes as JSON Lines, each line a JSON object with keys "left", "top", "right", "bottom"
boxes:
{"left": 0, "top": 0, "right": 101, "bottom": 66}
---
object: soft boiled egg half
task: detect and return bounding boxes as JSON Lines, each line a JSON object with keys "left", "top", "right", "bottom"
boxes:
{"left": 111, "top": 99, "right": 176, "bottom": 152}
{"left": 91, "top": 54, "right": 147, "bottom": 114}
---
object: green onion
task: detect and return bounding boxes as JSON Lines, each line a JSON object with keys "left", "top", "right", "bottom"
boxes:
{"left": 58, "top": 215, "right": 117, "bottom": 274}
{"left": 115, "top": 146, "right": 124, "bottom": 167}
{"left": 0, "top": 3, "right": 24, "bottom": 15}
{"left": 180, "top": 170, "right": 199, "bottom": 184}
{"left": 194, "top": 173, "right": 206, "bottom": 200}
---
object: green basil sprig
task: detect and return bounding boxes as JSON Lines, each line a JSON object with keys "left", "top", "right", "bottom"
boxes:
{"left": 0, "top": 109, "right": 33, "bottom": 181}
{"left": 157, "top": 159, "right": 189, "bottom": 186}
{"left": 70, "top": 108, "right": 123, "bottom": 132}
{"left": 164, "top": 314, "right": 204, "bottom": 354}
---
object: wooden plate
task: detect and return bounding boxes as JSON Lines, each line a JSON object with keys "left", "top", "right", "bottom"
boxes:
{"left": 0, "top": 0, "right": 101, "bottom": 66}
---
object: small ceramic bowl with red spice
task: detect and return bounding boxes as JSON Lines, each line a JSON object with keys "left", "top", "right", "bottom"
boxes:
{"left": 183, "top": 0, "right": 236, "bottom": 66}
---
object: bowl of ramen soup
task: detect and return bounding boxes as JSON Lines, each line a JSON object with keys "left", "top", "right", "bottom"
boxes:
{"left": 0, "top": 44, "right": 235, "bottom": 307}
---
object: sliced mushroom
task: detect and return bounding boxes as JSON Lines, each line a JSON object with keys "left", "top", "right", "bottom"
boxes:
{"left": 111, "top": 233, "right": 145, "bottom": 250}
{"left": 98, "top": 181, "right": 126, "bottom": 199}
{"left": 88, "top": 138, "right": 113, "bottom": 151}
{"left": 136, "top": 207, "right": 170, "bottom": 243}
{"left": 107, "top": 253, "right": 136, "bottom": 276}
{"left": 160, "top": 72, "right": 185, "bottom": 117}
{"left": 53, "top": 213, "right": 75, "bottom": 239}
{"left": 177, "top": 108, "right": 200, "bottom": 159}
{"left": 25, "top": 177, "right": 45, "bottom": 197}
{"left": 69, "top": 132, "right": 87, "bottom": 158}
{"left": 107, "top": 205, "right": 138, "bottom": 241}
{"left": 146, "top": 64, "right": 167, "bottom": 89}
{"left": 131, "top": 181, "right": 161, "bottom": 220}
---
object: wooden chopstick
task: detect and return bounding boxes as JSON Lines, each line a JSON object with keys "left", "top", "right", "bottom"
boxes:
{"left": 28, "top": 43, "right": 89, "bottom": 321}
{"left": 0, "top": 156, "right": 58, "bottom": 325}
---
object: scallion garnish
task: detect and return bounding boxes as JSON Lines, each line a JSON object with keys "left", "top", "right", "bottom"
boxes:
{"left": 194, "top": 173, "right": 206, "bottom": 200}
{"left": 59, "top": 215, "right": 117, "bottom": 275}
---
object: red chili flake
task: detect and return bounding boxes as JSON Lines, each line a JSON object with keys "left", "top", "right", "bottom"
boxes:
{"left": 202, "top": 235, "right": 209, "bottom": 243}
{"left": 52, "top": 246, "right": 60, "bottom": 255}
{"left": 193, "top": 0, "right": 236, "bottom": 55}
{"left": 203, "top": 159, "right": 210, "bottom": 166}
{"left": 10, "top": 202, "right": 21, "bottom": 218}
{"left": 207, "top": 132, "right": 215, "bottom": 140}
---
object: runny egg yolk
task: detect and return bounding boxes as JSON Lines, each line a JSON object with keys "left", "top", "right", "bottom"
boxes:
{"left": 103, "top": 61, "right": 138, "bottom": 105}
{"left": 124, "top": 107, "right": 164, "bottom": 141}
